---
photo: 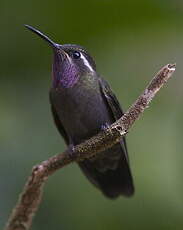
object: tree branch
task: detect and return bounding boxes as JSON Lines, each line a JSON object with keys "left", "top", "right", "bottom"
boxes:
{"left": 4, "top": 64, "right": 176, "bottom": 230}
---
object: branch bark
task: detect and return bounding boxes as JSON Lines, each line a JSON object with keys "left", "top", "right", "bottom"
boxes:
{"left": 4, "top": 64, "right": 176, "bottom": 230}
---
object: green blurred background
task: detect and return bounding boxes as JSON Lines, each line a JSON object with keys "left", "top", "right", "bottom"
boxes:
{"left": 1, "top": 0, "right": 183, "bottom": 229}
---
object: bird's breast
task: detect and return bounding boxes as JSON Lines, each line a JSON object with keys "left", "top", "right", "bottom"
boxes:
{"left": 50, "top": 82, "right": 112, "bottom": 145}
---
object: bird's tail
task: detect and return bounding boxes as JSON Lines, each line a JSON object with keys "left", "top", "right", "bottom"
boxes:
{"left": 78, "top": 151, "right": 134, "bottom": 199}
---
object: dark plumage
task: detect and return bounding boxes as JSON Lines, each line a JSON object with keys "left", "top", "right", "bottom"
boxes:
{"left": 26, "top": 25, "right": 134, "bottom": 198}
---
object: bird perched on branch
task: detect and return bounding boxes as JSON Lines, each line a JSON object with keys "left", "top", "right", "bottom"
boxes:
{"left": 25, "top": 25, "right": 134, "bottom": 199}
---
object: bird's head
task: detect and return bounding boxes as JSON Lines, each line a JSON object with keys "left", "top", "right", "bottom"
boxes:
{"left": 25, "top": 25, "right": 96, "bottom": 88}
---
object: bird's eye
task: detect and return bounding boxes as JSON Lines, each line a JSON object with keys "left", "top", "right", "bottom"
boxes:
{"left": 73, "top": 51, "right": 81, "bottom": 59}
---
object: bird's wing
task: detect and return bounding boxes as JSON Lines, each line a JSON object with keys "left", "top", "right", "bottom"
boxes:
{"left": 49, "top": 93, "right": 70, "bottom": 145}
{"left": 99, "top": 77, "right": 128, "bottom": 160}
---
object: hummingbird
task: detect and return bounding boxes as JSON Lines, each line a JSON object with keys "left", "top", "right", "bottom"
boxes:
{"left": 25, "top": 25, "right": 134, "bottom": 198}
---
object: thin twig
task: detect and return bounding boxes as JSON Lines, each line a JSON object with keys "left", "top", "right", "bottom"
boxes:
{"left": 4, "top": 64, "right": 176, "bottom": 230}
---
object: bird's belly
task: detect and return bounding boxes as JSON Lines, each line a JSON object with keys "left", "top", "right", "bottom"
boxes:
{"left": 51, "top": 88, "right": 112, "bottom": 145}
{"left": 50, "top": 87, "right": 122, "bottom": 172}
{"left": 58, "top": 94, "right": 121, "bottom": 171}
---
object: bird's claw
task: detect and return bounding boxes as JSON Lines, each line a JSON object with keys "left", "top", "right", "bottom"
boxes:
{"left": 101, "top": 123, "right": 110, "bottom": 131}
{"left": 68, "top": 144, "right": 76, "bottom": 160}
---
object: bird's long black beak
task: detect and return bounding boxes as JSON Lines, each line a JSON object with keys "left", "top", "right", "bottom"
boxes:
{"left": 25, "top": 24, "right": 59, "bottom": 50}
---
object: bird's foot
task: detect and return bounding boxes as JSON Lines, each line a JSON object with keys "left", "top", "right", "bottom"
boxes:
{"left": 101, "top": 123, "right": 110, "bottom": 131}
{"left": 68, "top": 144, "right": 76, "bottom": 160}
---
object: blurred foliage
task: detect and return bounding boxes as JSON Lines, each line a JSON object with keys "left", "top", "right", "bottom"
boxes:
{"left": 1, "top": 0, "right": 183, "bottom": 229}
